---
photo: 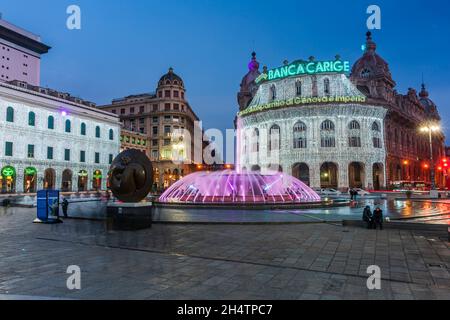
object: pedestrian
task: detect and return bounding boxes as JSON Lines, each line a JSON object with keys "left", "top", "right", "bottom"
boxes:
{"left": 362, "top": 205, "right": 373, "bottom": 229}
{"left": 373, "top": 207, "right": 384, "bottom": 230}
{"left": 62, "top": 198, "right": 69, "bottom": 218}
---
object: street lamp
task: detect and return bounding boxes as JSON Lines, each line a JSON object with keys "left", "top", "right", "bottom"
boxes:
{"left": 419, "top": 124, "right": 441, "bottom": 190}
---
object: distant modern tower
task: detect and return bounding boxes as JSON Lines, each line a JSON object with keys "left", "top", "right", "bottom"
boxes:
{"left": 0, "top": 16, "right": 50, "bottom": 86}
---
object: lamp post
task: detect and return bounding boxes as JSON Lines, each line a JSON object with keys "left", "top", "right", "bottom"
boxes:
{"left": 420, "top": 124, "right": 441, "bottom": 190}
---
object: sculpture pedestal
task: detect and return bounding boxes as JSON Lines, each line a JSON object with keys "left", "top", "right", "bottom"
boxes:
{"left": 107, "top": 202, "right": 153, "bottom": 231}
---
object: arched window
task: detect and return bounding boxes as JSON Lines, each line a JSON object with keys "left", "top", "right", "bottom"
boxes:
{"left": 6, "top": 107, "right": 14, "bottom": 122}
{"left": 372, "top": 121, "right": 380, "bottom": 132}
{"left": 48, "top": 116, "right": 54, "bottom": 130}
{"left": 293, "top": 121, "right": 307, "bottom": 149}
{"left": 324, "top": 78, "right": 331, "bottom": 96}
{"left": 348, "top": 120, "right": 361, "bottom": 147}
{"left": 269, "top": 125, "right": 280, "bottom": 151}
{"left": 320, "top": 120, "right": 335, "bottom": 148}
{"left": 251, "top": 128, "right": 260, "bottom": 153}
{"left": 28, "top": 112, "right": 35, "bottom": 126}
{"left": 295, "top": 81, "right": 302, "bottom": 97}
{"left": 65, "top": 119, "right": 71, "bottom": 133}
{"left": 269, "top": 85, "right": 276, "bottom": 102}
{"left": 109, "top": 129, "right": 114, "bottom": 140}
{"left": 349, "top": 120, "right": 360, "bottom": 130}
{"left": 80, "top": 123, "right": 86, "bottom": 136}
{"left": 95, "top": 126, "right": 100, "bottom": 138}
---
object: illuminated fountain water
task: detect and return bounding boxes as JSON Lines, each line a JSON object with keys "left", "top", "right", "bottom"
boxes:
{"left": 159, "top": 170, "right": 321, "bottom": 204}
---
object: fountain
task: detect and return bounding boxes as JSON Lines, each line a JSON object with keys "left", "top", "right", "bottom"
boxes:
{"left": 159, "top": 170, "right": 321, "bottom": 205}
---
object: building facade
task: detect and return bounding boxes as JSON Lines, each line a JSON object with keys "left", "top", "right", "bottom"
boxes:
{"left": 351, "top": 32, "right": 445, "bottom": 188}
{"left": 120, "top": 129, "right": 149, "bottom": 156}
{"left": 237, "top": 56, "right": 387, "bottom": 190}
{"left": 237, "top": 32, "right": 446, "bottom": 190}
{"left": 98, "top": 68, "right": 202, "bottom": 190}
{"left": 0, "top": 81, "right": 121, "bottom": 193}
{"left": 0, "top": 17, "right": 50, "bottom": 86}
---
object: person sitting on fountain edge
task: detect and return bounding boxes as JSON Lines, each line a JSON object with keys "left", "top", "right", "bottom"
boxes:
{"left": 362, "top": 206, "right": 373, "bottom": 229}
{"left": 373, "top": 207, "right": 384, "bottom": 230}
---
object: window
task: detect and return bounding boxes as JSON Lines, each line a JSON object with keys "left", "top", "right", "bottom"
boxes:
{"left": 269, "top": 85, "right": 276, "bottom": 102}
{"left": 95, "top": 126, "right": 100, "bottom": 138}
{"left": 153, "top": 117, "right": 158, "bottom": 123}
{"left": 153, "top": 104, "right": 158, "bottom": 111}
{"left": 324, "top": 78, "right": 331, "bottom": 96}
{"left": 348, "top": 120, "right": 361, "bottom": 148}
{"left": 64, "top": 149, "right": 70, "bottom": 161}
{"left": 130, "top": 107, "right": 135, "bottom": 114}
{"left": 165, "top": 90, "right": 171, "bottom": 98}
{"left": 95, "top": 152, "right": 100, "bottom": 164}
{"left": 164, "top": 126, "right": 171, "bottom": 134}
{"left": 158, "top": 91, "right": 162, "bottom": 98}
{"left": 296, "top": 81, "right": 302, "bottom": 96}
{"left": 181, "top": 92, "right": 184, "bottom": 99}
{"left": 28, "top": 112, "right": 35, "bottom": 126}
{"left": 293, "top": 122, "right": 307, "bottom": 149}
{"left": 373, "top": 137, "right": 382, "bottom": 148}
{"left": 320, "top": 120, "right": 335, "bottom": 148}
{"left": 174, "top": 104, "right": 179, "bottom": 111}
{"left": 47, "top": 147, "right": 54, "bottom": 160}
{"left": 109, "top": 154, "right": 114, "bottom": 164}
{"left": 27, "top": 145, "right": 34, "bottom": 158}
{"left": 372, "top": 122, "right": 380, "bottom": 132}
{"left": 269, "top": 125, "right": 280, "bottom": 151}
{"left": 48, "top": 116, "right": 54, "bottom": 129}
{"left": 120, "top": 109, "right": 125, "bottom": 115}
{"left": 140, "top": 106, "right": 145, "bottom": 113}
{"left": 80, "top": 151, "right": 86, "bottom": 163}
{"left": 348, "top": 137, "right": 362, "bottom": 148}
{"left": 111, "top": 109, "right": 116, "bottom": 114}
{"left": 164, "top": 115, "right": 171, "bottom": 122}
{"left": 81, "top": 123, "right": 86, "bottom": 135}
{"left": 152, "top": 139, "right": 158, "bottom": 147}
{"left": 163, "top": 139, "right": 171, "bottom": 146}
{"left": 165, "top": 103, "right": 171, "bottom": 111}
{"left": 6, "top": 107, "right": 14, "bottom": 122}
{"left": 251, "top": 129, "right": 260, "bottom": 153}
{"left": 174, "top": 91, "right": 179, "bottom": 98}
{"left": 349, "top": 120, "right": 360, "bottom": 130}
{"left": 153, "top": 127, "right": 158, "bottom": 135}
{"left": 139, "top": 118, "right": 145, "bottom": 125}
{"left": 65, "top": 120, "right": 71, "bottom": 133}
{"left": 109, "top": 129, "right": 114, "bottom": 140}
{"left": 152, "top": 150, "right": 159, "bottom": 159}
{"left": 5, "top": 142, "right": 13, "bottom": 156}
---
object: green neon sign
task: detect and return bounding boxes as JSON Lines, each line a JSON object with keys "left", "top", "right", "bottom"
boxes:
{"left": 1, "top": 166, "right": 16, "bottom": 178}
{"left": 239, "top": 95, "right": 367, "bottom": 117}
{"left": 25, "top": 167, "right": 37, "bottom": 176}
{"left": 256, "top": 59, "right": 351, "bottom": 84}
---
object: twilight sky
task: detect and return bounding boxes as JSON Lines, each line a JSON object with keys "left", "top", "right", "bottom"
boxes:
{"left": 2, "top": 0, "right": 449, "bottom": 143}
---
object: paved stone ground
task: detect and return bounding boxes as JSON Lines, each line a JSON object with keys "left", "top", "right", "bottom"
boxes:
{"left": 0, "top": 207, "right": 449, "bottom": 300}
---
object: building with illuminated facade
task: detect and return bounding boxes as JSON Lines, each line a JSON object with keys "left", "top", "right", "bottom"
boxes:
{"left": 0, "top": 80, "right": 121, "bottom": 194}
{"left": 98, "top": 68, "right": 202, "bottom": 190}
{"left": 237, "top": 54, "right": 387, "bottom": 190}
{"left": 120, "top": 129, "right": 149, "bottom": 157}
{"left": 237, "top": 32, "right": 445, "bottom": 190}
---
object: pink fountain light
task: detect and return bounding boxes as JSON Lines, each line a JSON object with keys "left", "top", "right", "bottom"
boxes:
{"left": 159, "top": 170, "right": 321, "bottom": 204}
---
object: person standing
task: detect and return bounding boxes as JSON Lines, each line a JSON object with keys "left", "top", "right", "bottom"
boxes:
{"left": 373, "top": 207, "right": 384, "bottom": 230}
{"left": 362, "top": 206, "right": 373, "bottom": 229}
{"left": 61, "top": 198, "right": 69, "bottom": 218}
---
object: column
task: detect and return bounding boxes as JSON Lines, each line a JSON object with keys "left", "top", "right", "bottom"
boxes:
{"left": 365, "top": 163, "right": 374, "bottom": 190}
{"left": 338, "top": 162, "right": 349, "bottom": 190}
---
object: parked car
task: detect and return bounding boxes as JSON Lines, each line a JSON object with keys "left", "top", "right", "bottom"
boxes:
{"left": 349, "top": 188, "right": 371, "bottom": 196}
{"left": 313, "top": 188, "right": 342, "bottom": 196}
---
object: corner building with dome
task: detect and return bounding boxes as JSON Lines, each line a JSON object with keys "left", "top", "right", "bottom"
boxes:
{"left": 236, "top": 32, "right": 446, "bottom": 191}
{"left": 99, "top": 68, "right": 202, "bottom": 190}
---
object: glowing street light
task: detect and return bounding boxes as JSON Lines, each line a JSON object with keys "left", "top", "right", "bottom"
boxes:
{"left": 419, "top": 123, "right": 441, "bottom": 190}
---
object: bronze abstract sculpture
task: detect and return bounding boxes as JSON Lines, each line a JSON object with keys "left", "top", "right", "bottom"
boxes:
{"left": 108, "top": 149, "right": 153, "bottom": 202}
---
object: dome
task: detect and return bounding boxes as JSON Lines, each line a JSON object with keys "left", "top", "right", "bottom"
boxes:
{"left": 159, "top": 67, "right": 184, "bottom": 87}
{"left": 351, "top": 32, "right": 394, "bottom": 84}
{"left": 419, "top": 83, "right": 439, "bottom": 117}
{"left": 159, "top": 170, "right": 321, "bottom": 204}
